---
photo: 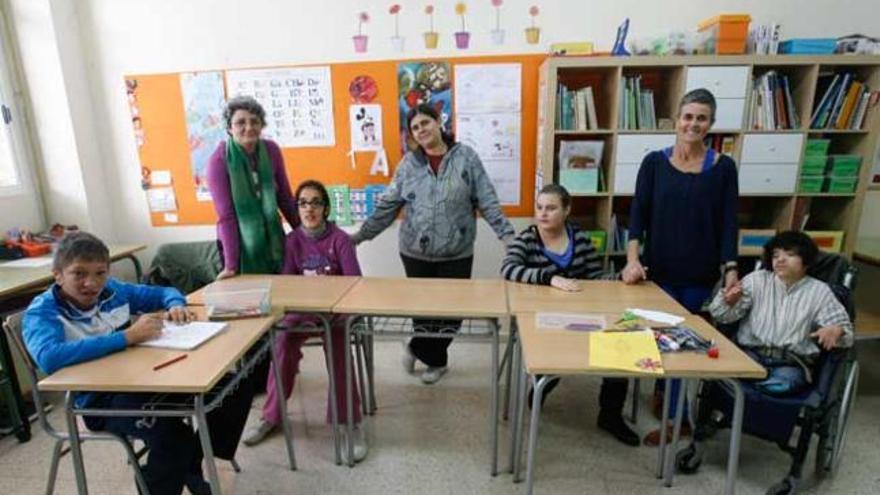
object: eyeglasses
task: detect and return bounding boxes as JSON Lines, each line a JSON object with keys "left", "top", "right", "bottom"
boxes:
{"left": 297, "top": 199, "right": 325, "bottom": 208}
{"left": 231, "top": 117, "right": 263, "bottom": 129}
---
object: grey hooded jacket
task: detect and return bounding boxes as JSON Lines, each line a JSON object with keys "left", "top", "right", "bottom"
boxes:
{"left": 352, "top": 142, "right": 515, "bottom": 261}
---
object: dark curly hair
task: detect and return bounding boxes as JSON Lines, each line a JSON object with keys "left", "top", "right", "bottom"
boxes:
{"left": 762, "top": 231, "right": 819, "bottom": 271}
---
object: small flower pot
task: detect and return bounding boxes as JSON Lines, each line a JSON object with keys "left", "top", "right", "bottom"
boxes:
{"left": 390, "top": 36, "right": 405, "bottom": 52}
{"left": 491, "top": 29, "right": 505, "bottom": 45}
{"left": 352, "top": 35, "right": 369, "bottom": 53}
{"left": 423, "top": 31, "right": 439, "bottom": 49}
{"left": 525, "top": 27, "right": 541, "bottom": 45}
{"left": 454, "top": 31, "right": 471, "bottom": 49}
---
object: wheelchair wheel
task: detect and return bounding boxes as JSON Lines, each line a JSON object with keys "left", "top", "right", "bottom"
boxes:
{"left": 675, "top": 443, "right": 702, "bottom": 474}
{"left": 815, "top": 361, "right": 859, "bottom": 478}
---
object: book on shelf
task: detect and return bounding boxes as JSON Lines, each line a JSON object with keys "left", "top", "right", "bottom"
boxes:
{"left": 619, "top": 75, "right": 656, "bottom": 130}
{"left": 748, "top": 71, "right": 799, "bottom": 130}
{"left": 705, "top": 135, "right": 735, "bottom": 155}
{"left": 556, "top": 83, "right": 599, "bottom": 130}
{"left": 810, "top": 71, "right": 875, "bottom": 130}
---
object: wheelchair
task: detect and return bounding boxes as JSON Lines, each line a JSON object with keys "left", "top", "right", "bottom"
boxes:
{"left": 675, "top": 252, "right": 860, "bottom": 495}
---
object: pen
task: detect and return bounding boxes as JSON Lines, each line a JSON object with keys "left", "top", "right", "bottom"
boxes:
{"left": 153, "top": 354, "right": 188, "bottom": 371}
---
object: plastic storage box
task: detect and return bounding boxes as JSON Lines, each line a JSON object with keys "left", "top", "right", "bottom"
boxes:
{"left": 828, "top": 155, "right": 862, "bottom": 177}
{"left": 779, "top": 39, "right": 837, "bottom": 55}
{"left": 204, "top": 279, "right": 272, "bottom": 320}
{"left": 799, "top": 176, "right": 825, "bottom": 193}
{"left": 804, "top": 138, "right": 831, "bottom": 156}
{"left": 697, "top": 14, "right": 751, "bottom": 54}
{"left": 801, "top": 155, "right": 828, "bottom": 176}
{"left": 826, "top": 176, "right": 858, "bottom": 194}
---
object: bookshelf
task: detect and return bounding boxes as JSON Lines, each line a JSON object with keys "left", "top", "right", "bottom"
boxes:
{"left": 535, "top": 55, "right": 880, "bottom": 268}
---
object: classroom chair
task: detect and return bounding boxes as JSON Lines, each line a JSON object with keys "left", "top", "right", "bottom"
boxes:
{"left": 2, "top": 311, "right": 150, "bottom": 495}
{"left": 675, "top": 253, "right": 860, "bottom": 495}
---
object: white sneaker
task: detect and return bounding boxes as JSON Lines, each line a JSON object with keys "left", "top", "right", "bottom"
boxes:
{"left": 420, "top": 366, "right": 448, "bottom": 385}
{"left": 338, "top": 425, "right": 369, "bottom": 463}
{"left": 401, "top": 340, "right": 416, "bottom": 374}
{"left": 242, "top": 418, "right": 276, "bottom": 446}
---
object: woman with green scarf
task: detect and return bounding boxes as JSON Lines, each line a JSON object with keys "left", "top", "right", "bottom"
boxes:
{"left": 207, "top": 96, "right": 299, "bottom": 279}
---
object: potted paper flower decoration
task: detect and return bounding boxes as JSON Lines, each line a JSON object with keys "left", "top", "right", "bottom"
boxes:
{"left": 423, "top": 4, "right": 439, "bottom": 49}
{"left": 389, "top": 4, "right": 404, "bottom": 51}
{"left": 454, "top": 2, "right": 470, "bottom": 49}
{"left": 353, "top": 12, "right": 370, "bottom": 53}
{"left": 490, "top": 0, "right": 505, "bottom": 45}
{"left": 525, "top": 5, "right": 540, "bottom": 44}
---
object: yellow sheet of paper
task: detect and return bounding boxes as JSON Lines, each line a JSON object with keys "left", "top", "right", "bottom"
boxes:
{"left": 589, "top": 331, "right": 664, "bottom": 375}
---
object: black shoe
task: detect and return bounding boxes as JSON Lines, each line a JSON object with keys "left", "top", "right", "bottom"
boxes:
{"left": 597, "top": 414, "right": 640, "bottom": 447}
{"left": 527, "top": 376, "right": 561, "bottom": 410}
{"left": 185, "top": 473, "right": 212, "bottom": 495}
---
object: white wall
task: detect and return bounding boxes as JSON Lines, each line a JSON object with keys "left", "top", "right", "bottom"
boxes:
{"left": 8, "top": 0, "right": 880, "bottom": 274}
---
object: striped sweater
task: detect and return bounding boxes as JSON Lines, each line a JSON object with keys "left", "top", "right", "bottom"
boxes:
{"left": 501, "top": 224, "right": 605, "bottom": 284}
{"left": 708, "top": 270, "right": 853, "bottom": 357}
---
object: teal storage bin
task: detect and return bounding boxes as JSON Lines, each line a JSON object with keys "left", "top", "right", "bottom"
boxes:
{"left": 780, "top": 39, "right": 837, "bottom": 55}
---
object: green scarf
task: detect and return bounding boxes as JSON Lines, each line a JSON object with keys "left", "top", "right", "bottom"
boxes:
{"left": 225, "top": 139, "right": 284, "bottom": 274}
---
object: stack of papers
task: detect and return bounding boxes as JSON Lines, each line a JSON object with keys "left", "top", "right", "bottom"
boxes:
{"left": 139, "top": 321, "right": 228, "bottom": 350}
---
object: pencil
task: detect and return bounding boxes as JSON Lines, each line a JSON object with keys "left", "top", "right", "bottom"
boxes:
{"left": 153, "top": 354, "right": 188, "bottom": 371}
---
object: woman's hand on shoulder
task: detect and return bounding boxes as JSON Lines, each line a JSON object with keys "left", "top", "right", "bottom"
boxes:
{"left": 550, "top": 275, "right": 582, "bottom": 292}
{"left": 216, "top": 268, "right": 236, "bottom": 281}
{"left": 621, "top": 260, "right": 648, "bottom": 285}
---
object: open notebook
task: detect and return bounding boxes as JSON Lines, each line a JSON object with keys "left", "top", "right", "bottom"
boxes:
{"left": 138, "top": 321, "right": 228, "bottom": 350}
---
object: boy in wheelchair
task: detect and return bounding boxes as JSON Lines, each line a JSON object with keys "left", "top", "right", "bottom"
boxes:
{"left": 681, "top": 231, "right": 854, "bottom": 494}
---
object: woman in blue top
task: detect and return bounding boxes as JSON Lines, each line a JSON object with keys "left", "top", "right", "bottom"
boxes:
{"left": 622, "top": 88, "right": 739, "bottom": 445}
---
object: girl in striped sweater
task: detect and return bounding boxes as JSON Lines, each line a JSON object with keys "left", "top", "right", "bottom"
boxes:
{"left": 501, "top": 184, "right": 639, "bottom": 446}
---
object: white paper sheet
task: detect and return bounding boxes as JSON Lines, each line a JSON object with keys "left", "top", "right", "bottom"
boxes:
{"left": 139, "top": 321, "right": 228, "bottom": 350}
{"left": 146, "top": 187, "right": 178, "bottom": 213}
{"left": 455, "top": 64, "right": 521, "bottom": 113}
{"left": 349, "top": 104, "right": 383, "bottom": 151}
{"left": 626, "top": 308, "right": 685, "bottom": 326}
{"left": 0, "top": 257, "right": 53, "bottom": 268}
{"left": 150, "top": 170, "right": 172, "bottom": 186}
{"left": 226, "top": 66, "right": 335, "bottom": 148}
{"left": 536, "top": 312, "right": 607, "bottom": 331}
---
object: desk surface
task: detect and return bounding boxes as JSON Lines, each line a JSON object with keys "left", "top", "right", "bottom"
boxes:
{"left": 854, "top": 237, "right": 880, "bottom": 266}
{"left": 515, "top": 283, "right": 765, "bottom": 379}
{"left": 39, "top": 312, "right": 277, "bottom": 393}
{"left": 332, "top": 277, "right": 509, "bottom": 318}
{"left": 188, "top": 274, "right": 360, "bottom": 313}
{"left": 0, "top": 244, "right": 145, "bottom": 299}
{"left": 506, "top": 280, "right": 681, "bottom": 314}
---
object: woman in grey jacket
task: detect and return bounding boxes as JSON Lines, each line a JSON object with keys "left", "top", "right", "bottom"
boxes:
{"left": 352, "top": 104, "right": 515, "bottom": 384}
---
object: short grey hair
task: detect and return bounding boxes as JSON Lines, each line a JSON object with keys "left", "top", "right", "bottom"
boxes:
{"left": 678, "top": 88, "right": 717, "bottom": 124}
{"left": 223, "top": 95, "right": 266, "bottom": 129}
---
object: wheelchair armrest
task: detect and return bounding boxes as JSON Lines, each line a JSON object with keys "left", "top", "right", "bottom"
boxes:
{"left": 805, "top": 347, "right": 853, "bottom": 408}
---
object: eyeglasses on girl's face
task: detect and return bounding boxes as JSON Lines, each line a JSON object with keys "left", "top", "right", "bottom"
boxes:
{"left": 297, "top": 199, "right": 325, "bottom": 208}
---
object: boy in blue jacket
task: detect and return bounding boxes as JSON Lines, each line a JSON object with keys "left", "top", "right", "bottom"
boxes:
{"left": 23, "top": 232, "right": 252, "bottom": 495}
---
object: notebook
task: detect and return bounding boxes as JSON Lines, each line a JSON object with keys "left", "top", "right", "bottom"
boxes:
{"left": 139, "top": 321, "right": 228, "bottom": 350}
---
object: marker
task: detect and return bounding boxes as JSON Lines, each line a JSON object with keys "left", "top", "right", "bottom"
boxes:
{"left": 152, "top": 354, "right": 188, "bottom": 371}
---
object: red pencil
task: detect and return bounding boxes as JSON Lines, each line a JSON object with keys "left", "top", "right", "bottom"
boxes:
{"left": 152, "top": 354, "right": 188, "bottom": 371}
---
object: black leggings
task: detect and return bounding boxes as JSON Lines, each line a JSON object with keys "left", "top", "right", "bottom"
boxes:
{"left": 400, "top": 254, "right": 474, "bottom": 367}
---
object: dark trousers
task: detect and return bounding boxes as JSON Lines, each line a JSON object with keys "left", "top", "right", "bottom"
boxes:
{"left": 400, "top": 253, "right": 474, "bottom": 367}
{"left": 599, "top": 377, "right": 629, "bottom": 417}
{"left": 84, "top": 376, "right": 253, "bottom": 495}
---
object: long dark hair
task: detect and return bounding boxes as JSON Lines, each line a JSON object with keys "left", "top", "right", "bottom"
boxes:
{"left": 295, "top": 179, "right": 332, "bottom": 221}
{"left": 405, "top": 103, "right": 455, "bottom": 150}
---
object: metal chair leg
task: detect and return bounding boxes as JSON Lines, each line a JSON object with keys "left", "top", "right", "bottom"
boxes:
{"left": 45, "top": 439, "right": 64, "bottom": 495}
{"left": 630, "top": 378, "right": 641, "bottom": 424}
{"left": 117, "top": 435, "right": 150, "bottom": 495}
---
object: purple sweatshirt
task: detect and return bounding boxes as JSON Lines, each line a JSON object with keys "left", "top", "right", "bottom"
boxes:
{"left": 281, "top": 223, "right": 361, "bottom": 327}
{"left": 206, "top": 139, "right": 299, "bottom": 272}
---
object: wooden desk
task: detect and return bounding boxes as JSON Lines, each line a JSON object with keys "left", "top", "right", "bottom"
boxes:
{"left": 508, "top": 282, "right": 764, "bottom": 495}
{"left": 0, "top": 244, "right": 145, "bottom": 299}
{"left": 39, "top": 314, "right": 278, "bottom": 495}
{"left": 0, "top": 244, "right": 145, "bottom": 443}
{"left": 192, "top": 274, "right": 360, "bottom": 469}
{"left": 332, "top": 277, "right": 509, "bottom": 473}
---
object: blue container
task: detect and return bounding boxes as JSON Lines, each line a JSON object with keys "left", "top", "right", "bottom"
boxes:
{"left": 779, "top": 39, "right": 837, "bottom": 55}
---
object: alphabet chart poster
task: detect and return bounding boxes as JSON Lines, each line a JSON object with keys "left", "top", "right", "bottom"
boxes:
{"left": 226, "top": 66, "right": 335, "bottom": 147}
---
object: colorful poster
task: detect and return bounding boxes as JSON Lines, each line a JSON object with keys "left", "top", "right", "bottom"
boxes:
{"left": 397, "top": 61, "right": 452, "bottom": 153}
{"left": 327, "top": 184, "right": 352, "bottom": 226}
{"left": 226, "top": 66, "right": 335, "bottom": 148}
{"left": 180, "top": 72, "right": 226, "bottom": 201}
{"left": 349, "top": 104, "right": 383, "bottom": 151}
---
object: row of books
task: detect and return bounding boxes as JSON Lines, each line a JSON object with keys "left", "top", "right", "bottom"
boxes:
{"left": 810, "top": 72, "right": 878, "bottom": 130}
{"left": 704, "top": 134, "right": 736, "bottom": 155}
{"left": 618, "top": 75, "right": 657, "bottom": 130}
{"left": 555, "top": 84, "right": 599, "bottom": 130}
{"left": 609, "top": 214, "right": 630, "bottom": 253}
{"left": 747, "top": 71, "right": 800, "bottom": 130}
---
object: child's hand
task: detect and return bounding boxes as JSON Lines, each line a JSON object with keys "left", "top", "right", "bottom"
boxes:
{"left": 550, "top": 275, "right": 582, "bottom": 292}
{"left": 722, "top": 281, "right": 743, "bottom": 305}
{"left": 810, "top": 325, "right": 843, "bottom": 351}
{"left": 165, "top": 306, "right": 195, "bottom": 325}
{"left": 125, "top": 313, "right": 163, "bottom": 345}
